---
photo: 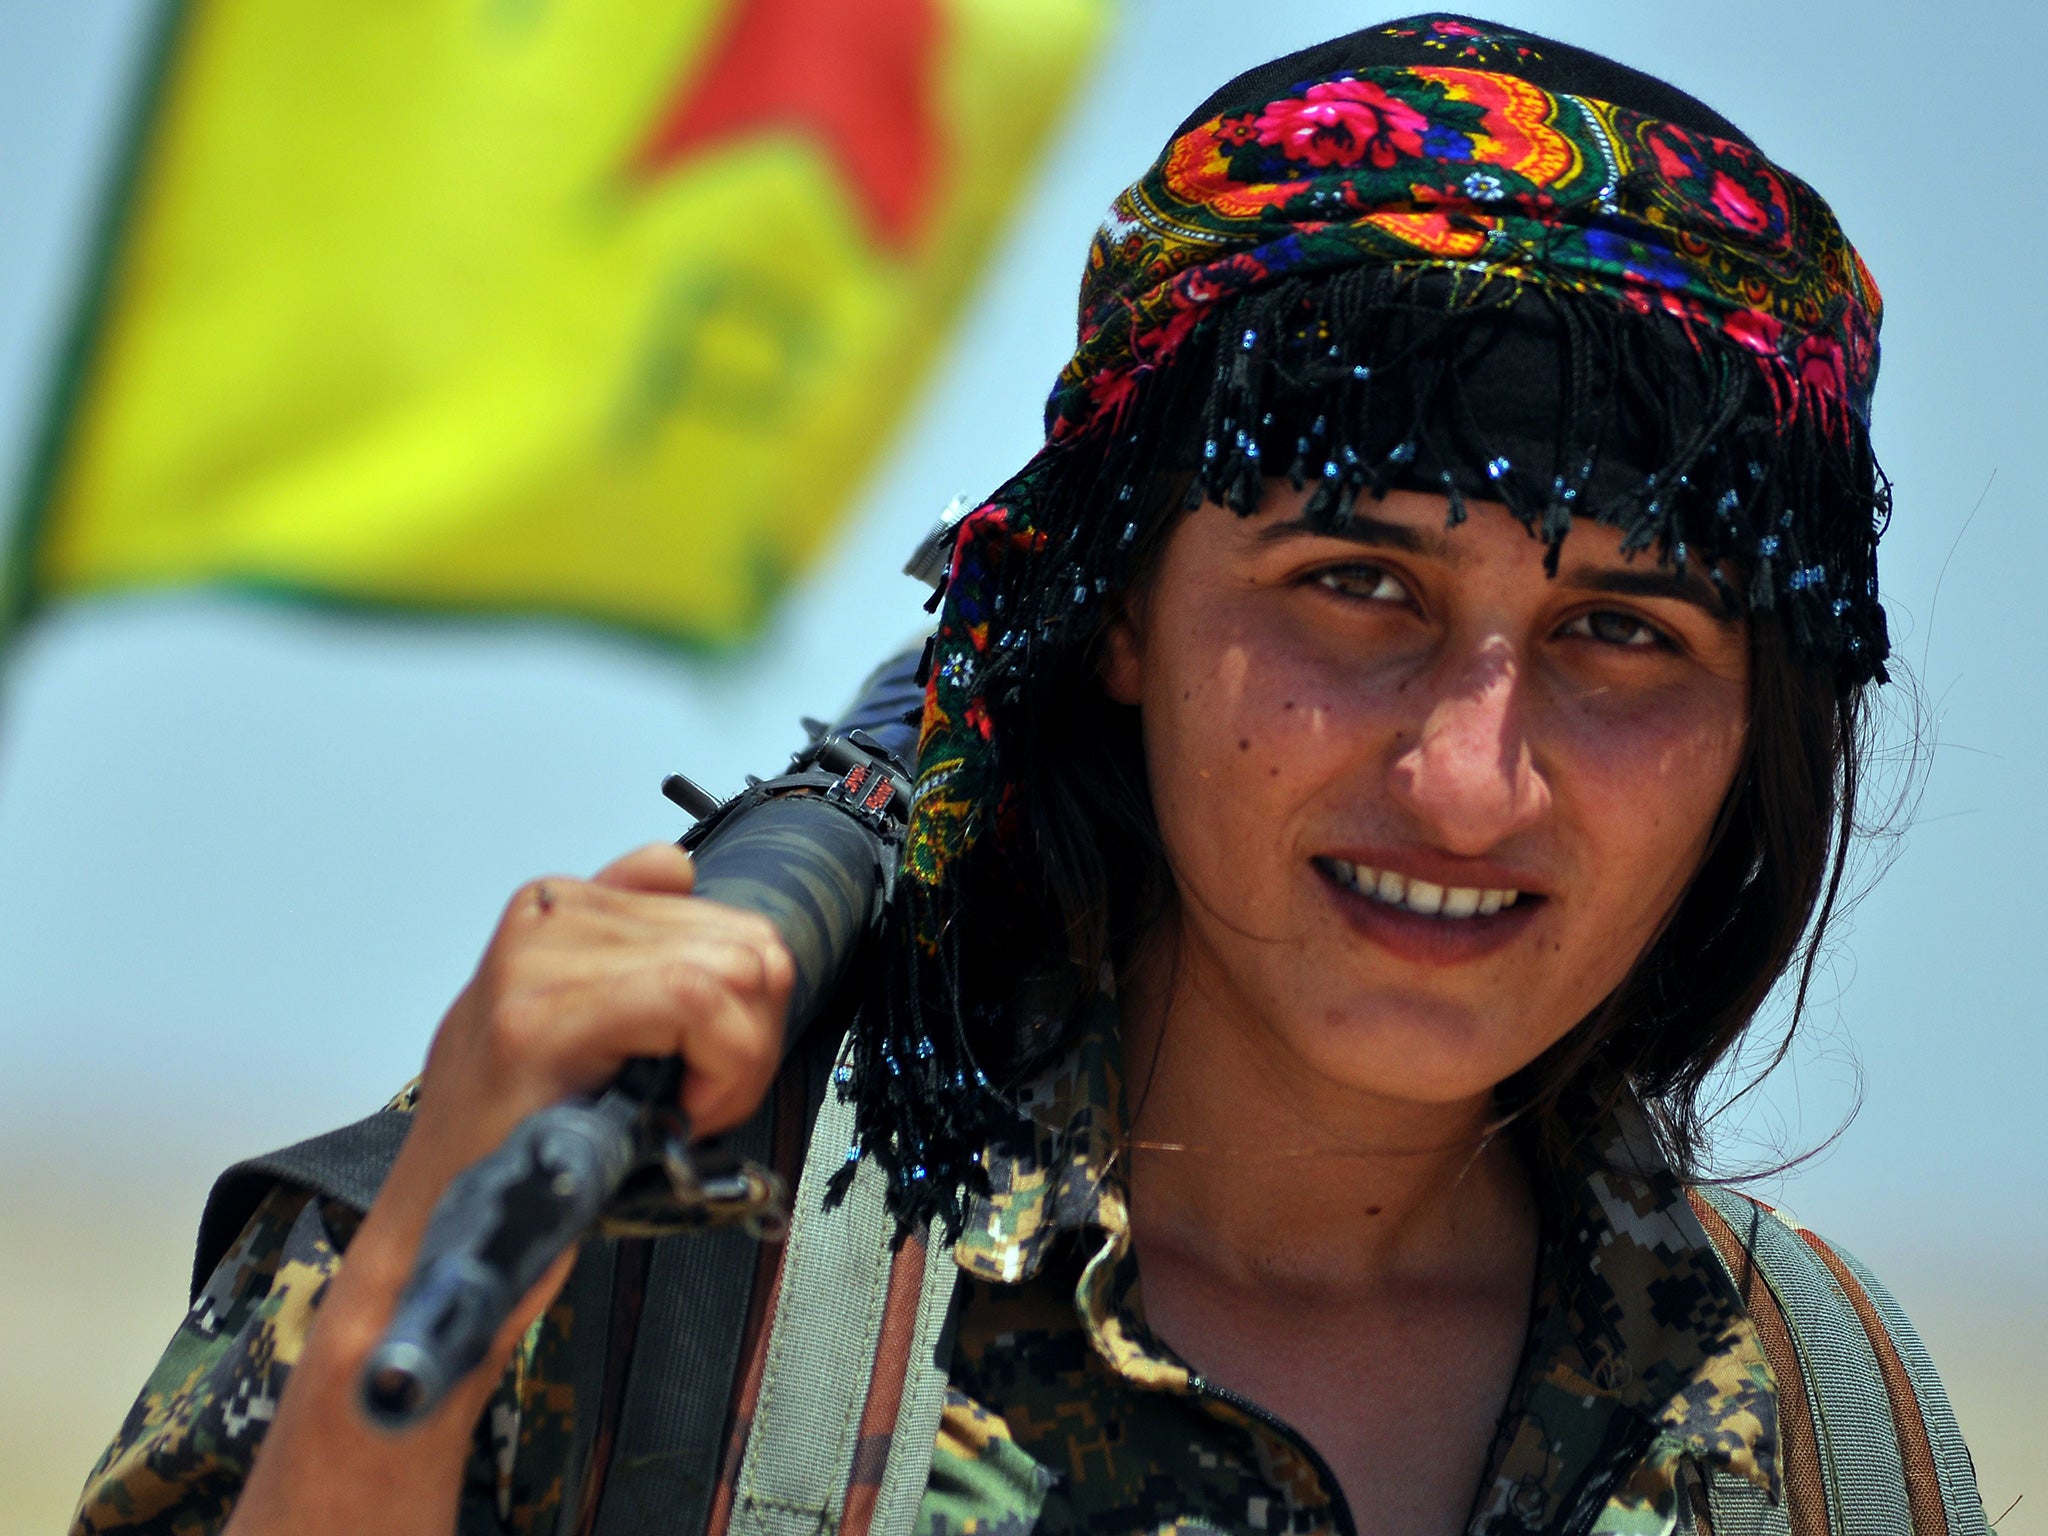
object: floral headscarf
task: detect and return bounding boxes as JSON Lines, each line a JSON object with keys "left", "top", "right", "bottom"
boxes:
{"left": 840, "top": 14, "right": 1891, "bottom": 1230}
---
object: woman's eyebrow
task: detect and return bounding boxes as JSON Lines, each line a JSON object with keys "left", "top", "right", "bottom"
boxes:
{"left": 1564, "top": 565, "right": 1741, "bottom": 621}
{"left": 1254, "top": 513, "right": 1457, "bottom": 560}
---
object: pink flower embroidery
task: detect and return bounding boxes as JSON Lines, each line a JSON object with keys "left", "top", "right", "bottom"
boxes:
{"left": 1134, "top": 300, "right": 1203, "bottom": 364}
{"left": 1649, "top": 134, "right": 1696, "bottom": 185}
{"left": 1795, "top": 334, "right": 1846, "bottom": 397}
{"left": 1085, "top": 364, "right": 1139, "bottom": 423}
{"left": 1254, "top": 78, "right": 1428, "bottom": 169}
{"left": 1842, "top": 305, "right": 1877, "bottom": 385}
{"left": 1723, "top": 308, "right": 1784, "bottom": 356}
{"left": 1709, "top": 172, "right": 1769, "bottom": 235}
{"left": 1658, "top": 291, "right": 1709, "bottom": 326}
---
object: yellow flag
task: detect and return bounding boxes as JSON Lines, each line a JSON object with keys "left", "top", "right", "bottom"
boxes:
{"left": 13, "top": 0, "right": 1107, "bottom": 646}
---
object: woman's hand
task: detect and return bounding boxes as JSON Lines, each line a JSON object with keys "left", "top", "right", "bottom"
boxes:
{"left": 401, "top": 840, "right": 796, "bottom": 1192}
{"left": 226, "top": 843, "right": 794, "bottom": 1535}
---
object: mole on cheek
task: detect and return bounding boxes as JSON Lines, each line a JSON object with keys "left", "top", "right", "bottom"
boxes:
{"left": 1238, "top": 738, "right": 1251, "bottom": 751}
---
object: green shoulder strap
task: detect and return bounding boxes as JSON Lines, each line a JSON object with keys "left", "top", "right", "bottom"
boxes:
{"left": 1690, "top": 1184, "right": 1990, "bottom": 1536}
{"left": 727, "top": 1032, "right": 959, "bottom": 1536}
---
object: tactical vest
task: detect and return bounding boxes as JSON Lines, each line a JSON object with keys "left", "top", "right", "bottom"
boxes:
{"left": 194, "top": 1031, "right": 1990, "bottom": 1536}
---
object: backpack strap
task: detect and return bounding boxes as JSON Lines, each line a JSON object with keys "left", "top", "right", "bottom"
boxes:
{"left": 716, "top": 1033, "right": 959, "bottom": 1536}
{"left": 586, "top": 1018, "right": 844, "bottom": 1536}
{"left": 1821, "top": 1243, "right": 1989, "bottom": 1536}
{"left": 1686, "top": 1188, "right": 1821, "bottom": 1536}
{"left": 192, "top": 1108, "right": 415, "bottom": 1298}
{"left": 864, "top": 1224, "right": 961, "bottom": 1536}
{"left": 1688, "top": 1186, "right": 1988, "bottom": 1536}
{"left": 580, "top": 1093, "right": 790, "bottom": 1536}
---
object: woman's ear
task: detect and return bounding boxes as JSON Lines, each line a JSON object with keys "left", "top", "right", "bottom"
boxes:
{"left": 1100, "top": 606, "right": 1145, "bottom": 706}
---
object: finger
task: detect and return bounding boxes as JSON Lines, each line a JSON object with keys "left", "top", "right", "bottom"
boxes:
{"left": 517, "top": 884, "right": 790, "bottom": 962}
{"left": 590, "top": 842, "right": 696, "bottom": 895}
{"left": 500, "top": 857, "right": 776, "bottom": 951}
{"left": 498, "top": 957, "right": 781, "bottom": 1133}
{"left": 479, "top": 934, "right": 789, "bottom": 1089}
{"left": 653, "top": 935, "right": 792, "bottom": 997}
{"left": 494, "top": 876, "right": 577, "bottom": 939}
{"left": 673, "top": 979, "right": 785, "bottom": 1135}
{"left": 593, "top": 885, "right": 793, "bottom": 971}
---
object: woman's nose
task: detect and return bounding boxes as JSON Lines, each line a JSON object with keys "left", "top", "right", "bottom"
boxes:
{"left": 1386, "top": 635, "right": 1551, "bottom": 853}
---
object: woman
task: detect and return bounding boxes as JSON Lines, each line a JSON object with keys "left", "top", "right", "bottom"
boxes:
{"left": 75, "top": 16, "right": 1984, "bottom": 1536}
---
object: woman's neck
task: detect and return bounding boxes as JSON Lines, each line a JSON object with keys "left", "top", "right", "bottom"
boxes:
{"left": 1115, "top": 933, "right": 1539, "bottom": 1298}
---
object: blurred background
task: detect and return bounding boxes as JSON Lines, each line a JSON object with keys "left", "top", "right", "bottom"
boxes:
{"left": 0, "top": 2, "right": 2039, "bottom": 1530}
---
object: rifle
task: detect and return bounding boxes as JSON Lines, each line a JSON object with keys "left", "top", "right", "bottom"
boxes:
{"left": 357, "top": 646, "right": 923, "bottom": 1429}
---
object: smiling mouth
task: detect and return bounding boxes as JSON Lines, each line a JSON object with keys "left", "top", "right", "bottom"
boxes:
{"left": 1313, "top": 857, "right": 1528, "bottom": 920}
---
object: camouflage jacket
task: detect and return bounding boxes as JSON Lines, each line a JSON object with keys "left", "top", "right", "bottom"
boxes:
{"left": 74, "top": 1006, "right": 1776, "bottom": 1536}
{"left": 925, "top": 1001, "right": 1776, "bottom": 1536}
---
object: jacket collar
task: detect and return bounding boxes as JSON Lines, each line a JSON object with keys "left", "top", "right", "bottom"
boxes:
{"left": 950, "top": 994, "right": 1780, "bottom": 1527}
{"left": 1473, "top": 1103, "right": 1779, "bottom": 1531}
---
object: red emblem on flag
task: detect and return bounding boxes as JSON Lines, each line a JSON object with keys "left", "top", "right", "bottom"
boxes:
{"left": 628, "top": 0, "right": 944, "bottom": 253}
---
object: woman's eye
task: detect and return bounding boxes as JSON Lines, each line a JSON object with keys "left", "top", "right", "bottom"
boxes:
{"left": 1313, "top": 563, "right": 1410, "bottom": 605}
{"left": 1561, "top": 609, "right": 1668, "bottom": 649}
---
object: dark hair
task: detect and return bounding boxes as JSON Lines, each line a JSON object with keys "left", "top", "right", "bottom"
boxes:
{"left": 947, "top": 464, "right": 1874, "bottom": 1191}
{"left": 1500, "top": 608, "right": 1868, "bottom": 1179}
{"left": 844, "top": 19, "right": 1894, "bottom": 1232}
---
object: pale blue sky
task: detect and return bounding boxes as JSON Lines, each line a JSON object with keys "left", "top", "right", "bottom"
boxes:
{"left": 0, "top": 0, "right": 2040, "bottom": 1274}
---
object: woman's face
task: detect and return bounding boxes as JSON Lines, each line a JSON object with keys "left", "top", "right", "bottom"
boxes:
{"left": 1103, "top": 485, "right": 1751, "bottom": 1110}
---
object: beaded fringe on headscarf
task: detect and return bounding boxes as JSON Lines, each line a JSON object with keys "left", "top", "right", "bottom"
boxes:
{"left": 830, "top": 264, "right": 1890, "bottom": 1234}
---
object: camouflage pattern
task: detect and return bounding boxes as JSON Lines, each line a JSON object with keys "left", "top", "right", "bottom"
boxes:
{"left": 79, "top": 1006, "right": 1777, "bottom": 1536}
{"left": 65, "top": 1175, "right": 576, "bottom": 1536}
{"left": 920, "top": 1388, "right": 1056, "bottom": 1536}
{"left": 496, "top": 1287, "right": 581, "bottom": 1536}
{"left": 71, "top": 1187, "right": 334, "bottom": 1535}
{"left": 926, "top": 997, "right": 1780, "bottom": 1536}
{"left": 1466, "top": 1109, "right": 1781, "bottom": 1536}
{"left": 68, "top": 1075, "right": 766, "bottom": 1536}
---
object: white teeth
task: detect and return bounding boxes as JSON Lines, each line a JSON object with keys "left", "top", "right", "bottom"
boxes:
{"left": 1404, "top": 879, "right": 1444, "bottom": 915}
{"left": 1323, "top": 860, "right": 1525, "bottom": 921}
